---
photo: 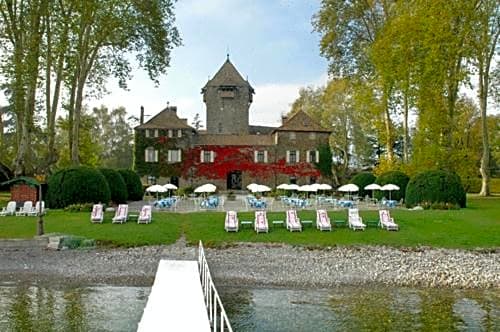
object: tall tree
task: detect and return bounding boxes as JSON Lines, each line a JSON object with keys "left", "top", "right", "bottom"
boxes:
{"left": 470, "top": 0, "right": 499, "bottom": 196}
{"left": 314, "top": 0, "right": 398, "bottom": 164}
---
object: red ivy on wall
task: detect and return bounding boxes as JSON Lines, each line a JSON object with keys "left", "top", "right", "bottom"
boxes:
{"left": 179, "top": 145, "right": 319, "bottom": 180}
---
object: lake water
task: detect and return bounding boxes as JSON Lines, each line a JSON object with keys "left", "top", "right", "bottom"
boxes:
{"left": 0, "top": 283, "right": 498, "bottom": 331}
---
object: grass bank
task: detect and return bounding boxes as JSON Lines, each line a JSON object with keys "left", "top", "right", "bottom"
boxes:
{"left": 0, "top": 196, "right": 498, "bottom": 249}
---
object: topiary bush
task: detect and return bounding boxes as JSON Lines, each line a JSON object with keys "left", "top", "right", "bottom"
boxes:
{"left": 47, "top": 166, "right": 111, "bottom": 209}
{"left": 99, "top": 168, "right": 128, "bottom": 204}
{"left": 350, "top": 172, "right": 376, "bottom": 198}
{"left": 375, "top": 170, "right": 410, "bottom": 202}
{"left": 405, "top": 170, "right": 466, "bottom": 208}
{"left": 117, "top": 169, "right": 144, "bottom": 201}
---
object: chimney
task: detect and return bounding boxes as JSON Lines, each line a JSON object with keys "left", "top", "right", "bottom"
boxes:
{"left": 140, "top": 106, "right": 144, "bottom": 124}
{"left": 169, "top": 106, "right": 177, "bottom": 113}
{"left": 281, "top": 114, "right": 288, "bottom": 124}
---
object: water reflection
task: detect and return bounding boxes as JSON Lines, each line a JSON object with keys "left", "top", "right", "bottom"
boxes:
{"left": 219, "top": 286, "right": 500, "bottom": 332}
{"left": 0, "top": 284, "right": 149, "bottom": 332}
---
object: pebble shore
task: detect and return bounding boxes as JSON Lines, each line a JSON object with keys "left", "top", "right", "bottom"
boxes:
{"left": 0, "top": 239, "right": 498, "bottom": 289}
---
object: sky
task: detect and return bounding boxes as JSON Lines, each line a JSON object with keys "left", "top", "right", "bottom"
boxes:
{"left": 89, "top": 0, "right": 328, "bottom": 127}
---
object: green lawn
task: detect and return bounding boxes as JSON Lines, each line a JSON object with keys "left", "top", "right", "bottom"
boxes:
{"left": 0, "top": 195, "right": 498, "bottom": 249}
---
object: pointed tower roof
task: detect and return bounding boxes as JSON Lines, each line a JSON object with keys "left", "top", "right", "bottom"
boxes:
{"left": 273, "top": 110, "right": 331, "bottom": 133}
{"left": 203, "top": 58, "right": 254, "bottom": 90}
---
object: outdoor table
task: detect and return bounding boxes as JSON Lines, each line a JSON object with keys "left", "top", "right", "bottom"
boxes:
{"left": 334, "top": 220, "right": 347, "bottom": 227}
{"left": 301, "top": 220, "right": 313, "bottom": 228}
{"left": 240, "top": 220, "right": 253, "bottom": 228}
{"left": 272, "top": 220, "right": 284, "bottom": 228}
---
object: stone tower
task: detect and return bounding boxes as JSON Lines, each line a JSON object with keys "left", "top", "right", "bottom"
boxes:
{"left": 202, "top": 57, "right": 254, "bottom": 135}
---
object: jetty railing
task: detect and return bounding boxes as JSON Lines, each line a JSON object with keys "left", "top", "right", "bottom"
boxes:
{"left": 198, "top": 241, "right": 233, "bottom": 332}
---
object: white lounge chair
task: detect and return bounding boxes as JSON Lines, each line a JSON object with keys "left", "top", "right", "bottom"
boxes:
{"left": 91, "top": 204, "right": 104, "bottom": 223}
{"left": 224, "top": 210, "right": 239, "bottom": 232}
{"left": 379, "top": 209, "right": 399, "bottom": 231}
{"left": 112, "top": 204, "right": 128, "bottom": 224}
{"left": 286, "top": 209, "right": 302, "bottom": 232}
{"left": 316, "top": 209, "right": 332, "bottom": 231}
{"left": 16, "top": 201, "right": 33, "bottom": 216}
{"left": 348, "top": 208, "right": 366, "bottom": 231}
{"left": 254, "top": 210, "right": 269, "bottom": 233}
{"left": 138, "top": 205, "right": 152, "bottom": 224}
{"left": 28, "top": 201, "right": 45, "bottom": 217}
{"left": 0, "top": 201, "right": 16, "bottom": 216}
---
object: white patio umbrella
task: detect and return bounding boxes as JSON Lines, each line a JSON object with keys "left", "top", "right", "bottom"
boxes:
{"left": 317, "top": 183, "right": 333, "bottom": 190}
{"left": 251, "top": 184, "right": 271, "bottom": 193}
{"left": 146, "top": 184, "right": 167, "bottom": 200}
{"left": 287, "top": 184, "right": 300, "bottom": 191}
{"left": 299, "top": 184, "right": 317, "bottom": 192}
{"left": 276, "top": 183, "right": 290, "bottom": 190}
{"left": 163, "top": 183, "right": 178, "bottom": 197}
{"left": 338, "top": 183, "right": 359, "bottom": 200}
{"left": 194, "top": 183, "right": 217, "bottom": 193}
{"left": 364, "top": 183, "right": 382, "bottom": 200}
{"left": 381, "top": 184, "right": 400, "bottom": 200}
{"left": 246, "top": 183, "right": 259, "bottom": 191}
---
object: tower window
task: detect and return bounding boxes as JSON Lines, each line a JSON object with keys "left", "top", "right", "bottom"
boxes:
{"left": 218, "top": 123, "right": 222, "bottom": 133}
{"left": 218, "top": 86, "right": 236, "bottom": 98}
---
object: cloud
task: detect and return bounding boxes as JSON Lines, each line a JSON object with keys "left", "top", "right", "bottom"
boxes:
{"left": 250, "top": 72, "right": 328, "bottom": 126}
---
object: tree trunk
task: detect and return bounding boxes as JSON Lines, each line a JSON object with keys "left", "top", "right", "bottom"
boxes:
{"left": 478, "top": 62, "right": 490, "bottom": 196}
{"left": 383, "top": 88, "right": 394, "bottom": 162}
{"left": 403, "top": 89, "right": 409, "bottom": 163}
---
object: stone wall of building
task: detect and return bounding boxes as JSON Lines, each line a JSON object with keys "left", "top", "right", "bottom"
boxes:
{"left": 204, "top": 86, "right": 250, "bottom": 135}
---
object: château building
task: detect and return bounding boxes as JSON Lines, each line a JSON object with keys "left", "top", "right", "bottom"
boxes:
{"left": 134, "top": 58, "right": 331, "bottom": 190}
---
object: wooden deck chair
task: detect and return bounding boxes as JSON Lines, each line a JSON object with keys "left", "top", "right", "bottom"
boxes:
{"left": 28, "top": 201, "right": 45, "bottom": 217}
{"left": 0, "top": 201, "right": 16, "bottom": 216}
{"left": 348, "top": 208, "right": 366, "bottom": 231}
{"left": 16, "top": 201, "right": 33, "bottom": 216}
{"left": 254, "top": 210, "right": 269, "bottom": 233}
{"left": 286, "top": 209, "right": 302, "bottom": 232}
{"left": 316, "top": 209, "right": 332, "bottom": 231}
{"left": 224, "top": 210, "right": 239, "bottom": 232}
{"left": 112, "top": 204, "right": 128, "bottom": 224}
{"left": 379, "top": 209, "right": 399, "bottom": 231}
{"left": 138, "top": 205, "right": 152, "bottom": 224}
{"left": 91, "top": 204, "right": 104, "bottom": 223}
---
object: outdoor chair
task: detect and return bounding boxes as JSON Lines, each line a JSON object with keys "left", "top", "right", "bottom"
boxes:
{"left": 348, "top": 208, "right": 366, "bottom": 231}
{"left": 224, "top": 210, "right": 239, "bottom": 232}
{"left": 0, "top": 201, "right": 16, "bottom": 216}
{"left": 316, "top": 209, "right": 332, "bottom": 231}
{"left": 112, "top": 204, "right": 128, "bottom": 224}
{"left": 379, "top": 209, "right": 399, "bottom": 231}
{"left": 254, "top": 210, "right": 269, "bottom": 233}
{"left": 138, "top": 205, "right": 152, "bottom": 224}
{"left": 16, "top": 201, "right": 33, "bottom": 217}
{"left": 286, "top": 209, "right": 302, "bottom": 232}
{"left": 28, "top": 201, "right": 45, "bottom": 217}
{"left": 90, "top": 204, "right": 104, "bottom": 223}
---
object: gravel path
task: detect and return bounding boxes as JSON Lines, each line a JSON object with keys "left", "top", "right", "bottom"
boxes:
{"left": 0, "top": 239, "right": 498, "bottom": 289}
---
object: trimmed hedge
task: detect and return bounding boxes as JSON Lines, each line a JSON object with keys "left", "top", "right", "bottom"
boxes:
{"left": 375, "top": 171, "right": 410, "bottom": 201}
{"left": 405, "top": 170, "right": 466, "bottom": 208}
{"left": 117, "top": 169, "right": 144, "bottom": 201}
{"left": 99, "top": 168, "right": 128, "bottom": 204}
{"left": 47, "top": 166, "right": 111, "bottom": 208}
{"left": 351, "top": 172, "right": 376, "bottom": 198}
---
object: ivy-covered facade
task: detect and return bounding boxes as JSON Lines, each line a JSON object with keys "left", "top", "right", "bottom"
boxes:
{"left": 134, "top": 58, "right": 331, "bottom": 190}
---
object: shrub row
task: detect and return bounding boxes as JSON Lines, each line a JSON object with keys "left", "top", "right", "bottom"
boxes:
{"left": 349, "top": 169, "right": 466, "bottom": 209}
{"left": 47, "top": 167, "right": 143, "bottom": 208}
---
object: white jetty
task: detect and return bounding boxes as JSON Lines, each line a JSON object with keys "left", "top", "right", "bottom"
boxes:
{"left": 137, "top": 242, "right": 232, "bottom": 332}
